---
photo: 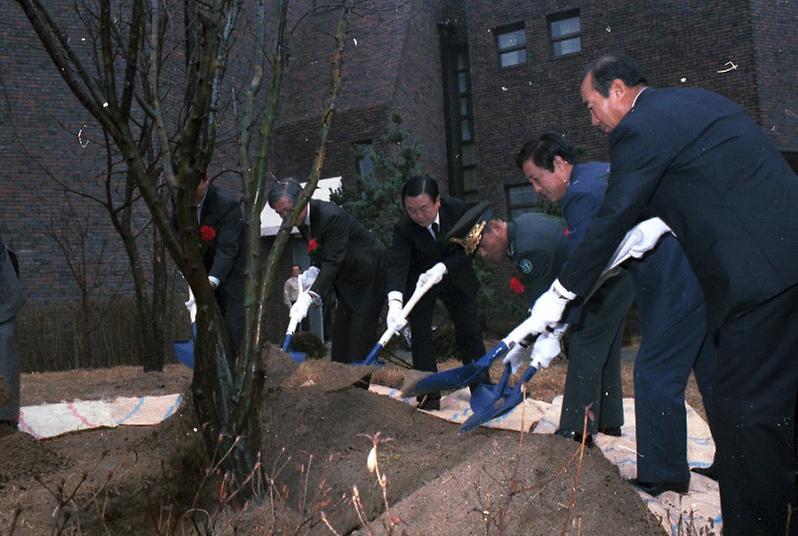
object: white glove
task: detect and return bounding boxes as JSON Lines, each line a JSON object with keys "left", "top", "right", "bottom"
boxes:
{"left": 523, "top": 280, "right": 576, "bottom": 337}
{"left": 185, "top": 288, "right": 197, "bottom": 324}
{"left": 502, "top": 340, "right": 532, "bottom": 373}
{"left": 529, "top": 331, "right": 563, "bottom": 369}
{"left": 418, "top": 262, "right": 447, "bottom": 288}
{"left": 386, "top": 298, "right": 407, "bottom": 334}
{"left": 606, "top": 217, "right": 672, "bottom": 272}
{"left": 290, "top": 291, "right": 314, "bottom": 323}
{"left": 630, "top": 218, "right": 672, "bottom": 257}
{"left": 299, "top": 266, "right": 320, "bottom": 291}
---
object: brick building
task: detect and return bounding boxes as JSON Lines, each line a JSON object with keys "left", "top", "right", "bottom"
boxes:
{"left": 2, "top": 0, "right": 796, "bottom": 310}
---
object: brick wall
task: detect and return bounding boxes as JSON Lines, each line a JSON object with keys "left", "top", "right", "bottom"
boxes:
{"left": 2, "top": 0, "right": 794, "bottom": 309}
{"left": 751, "top": 0, "right": 798, "bottom": 152}
{"left": 463, "top": 0, "right": 762, "bottom": 216}
{"left": 272, "top": 0, "right": 449, "bottom": 188}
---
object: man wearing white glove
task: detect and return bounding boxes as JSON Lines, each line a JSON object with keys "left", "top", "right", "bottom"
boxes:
{"left": 386, "top": 176, "right": 486, "bottom": 410}
{"left": 478, "top": 209, "right": 633, "bottom": 449}
{"left": 180, "top": 174, "right": 246, "bottom": 358}
{"left": 516, "top": 131, "right": 715, "bottom": 494}
{"left": 269, "top": 180, "right": 387, "bottom": 364}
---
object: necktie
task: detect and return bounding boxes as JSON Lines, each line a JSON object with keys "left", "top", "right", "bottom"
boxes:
{"left": 430, "top": 222, "right": 439, "bottom": 238}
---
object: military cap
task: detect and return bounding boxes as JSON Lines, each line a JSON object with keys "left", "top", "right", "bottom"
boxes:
{"left": 445, "top": 201, "right": 492, "bottom": 256}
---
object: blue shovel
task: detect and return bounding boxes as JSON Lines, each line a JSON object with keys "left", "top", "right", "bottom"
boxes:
{"left": 460, "top": 363, "right": 539, "bottom": 433}
{"left": 280, "top": 314, "right": 307, "bottom": 364}
{"left": 280, "top": 267, "right": 322, "bottom": 363}
{"left": 401, "top": 313, "right": 539, "bottom": 398}
{"left": 401, "top": 340, "right": 511, "bottom": 398}
{"left": 352, "top": 272, "right": 441, "bottom": 366}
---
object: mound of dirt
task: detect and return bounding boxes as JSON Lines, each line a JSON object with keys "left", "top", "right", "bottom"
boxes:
{"left": 0, "top": 431, "right": 68, "bottom": 488}
{"left": 0, "top": 352, "right": 664, "bottom": 535}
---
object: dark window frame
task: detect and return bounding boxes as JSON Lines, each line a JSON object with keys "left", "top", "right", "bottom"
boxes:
{"left": 352, "top": 140, "right": 375, "bottom": 178}
{"left": 455, "top": 51, "right": 478, "bottom": 192}
{"left": 504, "top": 182, "right": 539, "bottom": 218}
{"left": 495, "top": 22, "right": 527, "bottom": 68}
{"left": 547, "top": 9, "right": 582, "bottom": 58}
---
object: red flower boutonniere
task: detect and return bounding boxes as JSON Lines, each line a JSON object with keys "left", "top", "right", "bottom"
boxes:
{"left": 508, "top": 276, "right": 526, "bottom": 294}
{"left": 307, "top": 238, "right": 319, "bottom": 253}
{"left": 199, "top": 225, "right": 217, "bottom": 242}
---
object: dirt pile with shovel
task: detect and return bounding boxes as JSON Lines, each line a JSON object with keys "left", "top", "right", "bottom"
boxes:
{"left": 0, "top": 347, "right": 661, "bottom": 535}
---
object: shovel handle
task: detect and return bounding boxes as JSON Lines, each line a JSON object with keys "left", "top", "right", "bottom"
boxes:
{"left": 372, "top": 275, "right": 441, "bottom": 357}
{"left": 281, "top": 333, "right": 294, "bottom": 353}
{"left": 282, "top": 315, "right": 301, "bottom": 352}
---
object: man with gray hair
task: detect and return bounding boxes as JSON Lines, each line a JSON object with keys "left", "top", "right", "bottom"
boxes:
{"left": 268, "top": 180, "right": 386, "bottom": 364}
{"left": 523, "top": 54, "right": 798, "bottom": 535}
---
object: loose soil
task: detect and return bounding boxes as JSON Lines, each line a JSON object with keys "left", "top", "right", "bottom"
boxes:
{"left": 0, "top": 346, "right": 701, "bottom": 535}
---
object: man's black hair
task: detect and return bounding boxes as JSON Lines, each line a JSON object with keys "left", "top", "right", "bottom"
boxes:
{"left": 583, "top": 54, "right": 648, "bottom": 97}
{"left": 267, "top": 179, "right": 303, "bottom": 208}
{"left": 401, "top": 175, "right": 439, "bottom": 203}
{"left": 515, "top": 132, "right": 579, "bottom": 172}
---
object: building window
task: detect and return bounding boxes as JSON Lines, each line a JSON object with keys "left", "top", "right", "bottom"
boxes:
{"left": 505, "top": 183, "right": 539, "bottom": 218}
{"left": 496, "top": 24, "right": 526, "bottom": 67}
{"left": 548, "top": 10, "right": 581, "bottom": 58}
{"left": 455, "top": 52, "right": 478, "bottom": 192}
{"left": 353, "top": 141, "right": 375, "bottom": 178}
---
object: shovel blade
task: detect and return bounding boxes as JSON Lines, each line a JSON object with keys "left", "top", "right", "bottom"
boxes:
{"left": 469, "top": 364, "right": 513, "bottom": 414}
{"left": 460, "top": 365, "right": 539, "bottom": 433}
{"left": 173, "top": 340, "right": 195, "bottom": 369}
{"left": 401, "top": 342, "right": 509, "bottom": 398}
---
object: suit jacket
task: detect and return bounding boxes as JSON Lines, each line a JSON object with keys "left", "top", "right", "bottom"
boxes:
{"left": 306, "top": 200, "right": 387, "bottom": 310}
{"left": 387, "top": 196, "right": 479, "bottom": 299}
{"left": 563, "top": 162, "right": 704, "bottom": 337}
{"left": 559, "top": 88, "right": 798, "bottom": 329}
{"left": 0, "top": 235, "right": 25, "bottom": 324}
{"left": 199, "top": 185, "right": 246, "bottom": 289}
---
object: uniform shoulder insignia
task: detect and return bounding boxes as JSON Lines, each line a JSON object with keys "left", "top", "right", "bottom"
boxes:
{"left": 517, "top": 258, "right": 533, "bottom": 274}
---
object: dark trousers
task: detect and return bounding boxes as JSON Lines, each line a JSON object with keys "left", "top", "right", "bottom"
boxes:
{"left": 711, "top": 283, "right": 798, "bottom": 535}
{"left": 559, "top": 272, "right": 635, "bottom": 435}
{"left": 330, "top": 296, "right": 381, "bottom": 364}
{"left": 634, "top": 304, "right": 716, "bottom": 482}
{"left": 216, "top": 284, "right": 243, "bottom": 359}
{"left": 408, "top": 280, "right": 485, "bottom": 374}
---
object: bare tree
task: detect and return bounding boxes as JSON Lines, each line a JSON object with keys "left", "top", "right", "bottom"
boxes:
{"left": 15, "top": 0, "right": 351, "bottom": 497}
{"left": 48, "top": 195, "right": 110, "bottom": 368}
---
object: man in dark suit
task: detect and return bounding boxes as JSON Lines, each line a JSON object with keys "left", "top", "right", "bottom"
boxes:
{"left": 523, "top": 55, "right": 798, "bottom": 535}
{"left": 0, "top": 232, "right": 25, "bottom": 433}
{"left": 517, "top": 132, "right": 715, "bottom": 493}
{"left": 268, "top": 181, "right": 386, "bottom": 364}
{"left": 386, "top": 176, "right": 486, "bottom": 410}
{"left": 193, "top": 175, "right": 246, "bottom": 357}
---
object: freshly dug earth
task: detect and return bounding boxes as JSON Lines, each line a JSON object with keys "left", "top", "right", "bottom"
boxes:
{"left": 0, "top": 349, "right": 675, "bottom": 535}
